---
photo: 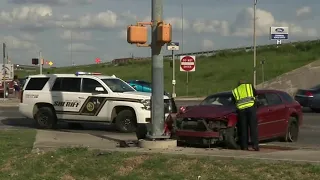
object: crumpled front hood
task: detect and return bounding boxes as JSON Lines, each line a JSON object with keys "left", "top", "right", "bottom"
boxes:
{"left": 177, "top": 105, "right": 236, "bottom": 119}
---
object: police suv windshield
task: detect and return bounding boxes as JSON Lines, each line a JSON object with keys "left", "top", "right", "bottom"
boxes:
{"left": 102, "top": 78, "right": 135, "bottom": 92}
{"left": 200, "top": 94, "right": 235, "bottom": 107}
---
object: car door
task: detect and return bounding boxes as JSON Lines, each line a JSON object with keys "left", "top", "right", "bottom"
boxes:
{"left": 256, "top": 93, "right": 272, "bottom": 139}
{"left": 51, "top": 77, "right": 83, "bottom": 120}
{"left": 264, "top": 92, "right": 287, "bottom": 136}
{"left": 78, "top": 78, "right": 110, "bottom": 122}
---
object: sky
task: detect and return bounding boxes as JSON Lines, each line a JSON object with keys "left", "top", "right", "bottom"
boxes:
{"left": 0, "top": 0, "right": 319, "bottom": 66}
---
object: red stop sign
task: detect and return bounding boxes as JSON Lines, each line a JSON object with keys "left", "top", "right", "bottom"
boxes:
{"left": 180, "top": 56, "right": 195, "bottom": 72}
{"left": 95, "top": 57, "right": 101, "bottom": 64}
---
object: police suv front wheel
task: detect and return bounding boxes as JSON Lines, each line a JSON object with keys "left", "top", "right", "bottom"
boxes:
{"left": 34, "top": 107, "right": 57, "bottom": 129}
{"left": 115, "top": 109, "right": 137, "bottom": 133}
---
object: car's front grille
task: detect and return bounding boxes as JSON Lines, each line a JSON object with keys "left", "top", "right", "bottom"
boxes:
{"left": 181, "top": 119, "right": 208, "bottom": 131}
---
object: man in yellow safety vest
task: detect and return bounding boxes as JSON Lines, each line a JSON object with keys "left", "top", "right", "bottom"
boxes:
{"left": 232, "top": 80, "right": 259, "bottom": 151}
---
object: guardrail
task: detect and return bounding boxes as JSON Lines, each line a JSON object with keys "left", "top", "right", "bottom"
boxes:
{"left": 163, "top": 39, "right": 320, "bottom": 58}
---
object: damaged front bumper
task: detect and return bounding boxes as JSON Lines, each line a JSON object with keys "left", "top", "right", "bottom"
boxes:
{"left": 174, "top": 118, "right": 229, "bottom": 145}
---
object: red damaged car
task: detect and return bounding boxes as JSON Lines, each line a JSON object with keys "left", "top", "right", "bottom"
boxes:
{"left": 172, "top": 90, "right": 303, "bottom": 149}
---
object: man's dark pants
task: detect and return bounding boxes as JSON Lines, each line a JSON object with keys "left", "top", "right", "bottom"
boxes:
{"left": 237, "top": 105, "right": 259, "bottom": 149}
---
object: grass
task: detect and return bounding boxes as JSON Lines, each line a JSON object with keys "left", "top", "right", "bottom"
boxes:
{"left": 16, "top": 40, "right": 320, "bottom": 97}
{"left": 1, "top": 129, "right": 320, "bottom": 179}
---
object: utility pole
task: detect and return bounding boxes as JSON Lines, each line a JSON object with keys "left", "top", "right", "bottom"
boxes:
{"left": 39, "top": 51, "right": 43, "bottom": 74}
{"left": 253, "top": 0, "right": 257, "bottom": 87}
{"left": 70, "top": 30, "right": 74, "bottom": 66}
{"left": 2, "top": 43, "right": 6, "bottom": 99}
{"left": 148, "top": 0, "right": 166, "bottom": 139}
{"left": 172, "top": 50, "right": 176, "bottom": 98}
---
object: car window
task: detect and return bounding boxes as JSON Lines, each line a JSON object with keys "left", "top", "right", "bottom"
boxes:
{"left": 200, "top": 94, "right": 235, "bottom": 106}
{"left": 256, "top": 94, "right": 268, "bottom": 106}
{"left": 25, "top": 77, "right": 49, "bottom": 90}
{"left": 265, "top": 93, "right": 282, "bottom": 105}
{"left": 51, "top": 78, "right": 81, "bottom": 92}
{"left": 102, "top": 78, "right": 135, "bottom": 92}
{"left": 279, "top": 92, "right": 294, "bottom": 103}
{"left": 82, "top": 78, "right": 107, "bottom": 93}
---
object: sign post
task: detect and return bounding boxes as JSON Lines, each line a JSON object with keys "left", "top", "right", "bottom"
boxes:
{"left": 167, "top": 42, "right": 179, "bottom": 98}
{"left": 180, "top": 55, "right": 196, "bottom": 96}
{"left": 2, "top": 43, "right": 6, "bottom": 100}
{"left": 270, "top": 26, "right": 289, "bottom": 45}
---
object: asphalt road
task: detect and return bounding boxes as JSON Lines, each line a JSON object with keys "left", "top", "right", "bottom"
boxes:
{"left": 1, "top": 101, "right": 320, "bottom": 148}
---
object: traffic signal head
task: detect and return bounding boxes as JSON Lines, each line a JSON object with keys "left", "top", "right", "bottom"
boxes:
{"left": 32, "top": 58, "right": 39, "bottom": 65}
{"left": 127, "top": 25, "right": 148, "bottom": 44}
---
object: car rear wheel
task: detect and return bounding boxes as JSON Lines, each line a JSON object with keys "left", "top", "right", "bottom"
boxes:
{"left": 115, "top": 109, "right": 137, "bottom": 133}
{"left": 283, "top": 117, "right": 299, "bottom": 142}
{"left": 224, "top": 126, "right": 240, "bottom": 149}
{"left": 34, "top": 107, "right": 57, "bottom": 129}
{"left": 0, "top": 88, "right": 9, "bottom": 98}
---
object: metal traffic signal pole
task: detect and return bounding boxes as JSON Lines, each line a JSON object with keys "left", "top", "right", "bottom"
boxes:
{"left": 253, "top": 0, "right": 257, "bottom": 87}
{"left": 148, "top": 0, "right": 167, "bottom": 139}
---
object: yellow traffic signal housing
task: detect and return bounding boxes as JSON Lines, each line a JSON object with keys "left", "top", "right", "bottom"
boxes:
{"left": 127, "top": 25, "right": 148, "bottom": 44}
{"left": 157, "top": 23, "right": 172, "bottom": 43}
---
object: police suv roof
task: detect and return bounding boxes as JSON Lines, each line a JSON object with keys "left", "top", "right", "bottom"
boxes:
{"left": 27, "top": 74, "right": 117, "bottom": 79}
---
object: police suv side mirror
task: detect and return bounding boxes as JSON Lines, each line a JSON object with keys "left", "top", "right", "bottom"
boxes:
{"left": 95, "top": 87, "right": 104, "bottom": 92}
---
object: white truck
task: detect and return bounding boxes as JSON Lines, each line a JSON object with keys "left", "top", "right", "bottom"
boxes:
{"left": 0, "top": 64, "right": 14, "bottom": 97}
{"left": 19, "top": 72, "right": 175, "bottom": 139}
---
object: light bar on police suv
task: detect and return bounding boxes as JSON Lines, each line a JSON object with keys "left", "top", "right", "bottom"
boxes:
{"left": 75, "top": 72, "right": 102, "bottom": 76}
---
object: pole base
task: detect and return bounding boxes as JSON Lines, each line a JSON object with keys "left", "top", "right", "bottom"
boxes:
{"left": 138, "top": 139, "right": 177, "bottom": 149}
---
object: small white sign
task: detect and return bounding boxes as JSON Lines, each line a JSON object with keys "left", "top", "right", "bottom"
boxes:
{"left": 167, "top": 42, "right": 180, "bottom": 51}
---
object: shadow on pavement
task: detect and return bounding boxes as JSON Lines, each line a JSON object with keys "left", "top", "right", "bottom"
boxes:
{"left": 1, "top": 118, "right": 36, "bottom": 128}
{"left": 0, "top": 117, "right": 118, "bottom": 132}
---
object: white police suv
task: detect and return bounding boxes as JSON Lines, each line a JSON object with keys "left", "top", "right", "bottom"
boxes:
{"left": 19, "top": 72, "right": 174, "bottom": 135}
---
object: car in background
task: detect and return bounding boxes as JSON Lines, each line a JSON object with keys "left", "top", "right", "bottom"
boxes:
{"left": 171, "top": 90, "right": 302, "bottom": 149}
{"left": 127, "top": 80, "right": 171, "bottom": 97}
{"left": 295, "top": 84, "right": 320, "bottom": 112}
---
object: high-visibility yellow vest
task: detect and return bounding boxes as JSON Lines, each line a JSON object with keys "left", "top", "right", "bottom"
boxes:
{"left": 232, "top": 84, "right": 255, "bottom": 110}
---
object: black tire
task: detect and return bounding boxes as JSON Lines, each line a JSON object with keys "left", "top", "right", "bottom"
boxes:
{"left": 34, "top": 107, "right": 57, "bottom": 129}
{"left": 0, "top": 89, "right": 9, "bottom": 98}
{"left": 283, "top": 117, "right": 299, "bottom": 142}
{"left": 136, "top": 123, "right": 148, "bottom": 139}
{"left": 224, "top": 127, "right": 240, "bottom": 149}
{"left": 311, "top": 108, "right": 320, "bottom": 113}
{"left": 115, "top": 109, "right": 137, "bottom": 133}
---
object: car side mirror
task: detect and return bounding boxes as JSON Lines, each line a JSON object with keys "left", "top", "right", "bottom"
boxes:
{"left": 132, "top": 85, "right": 137, "bottom": 90}
{"left": 95, "top": 87, "right": 104, "bottom": 92}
